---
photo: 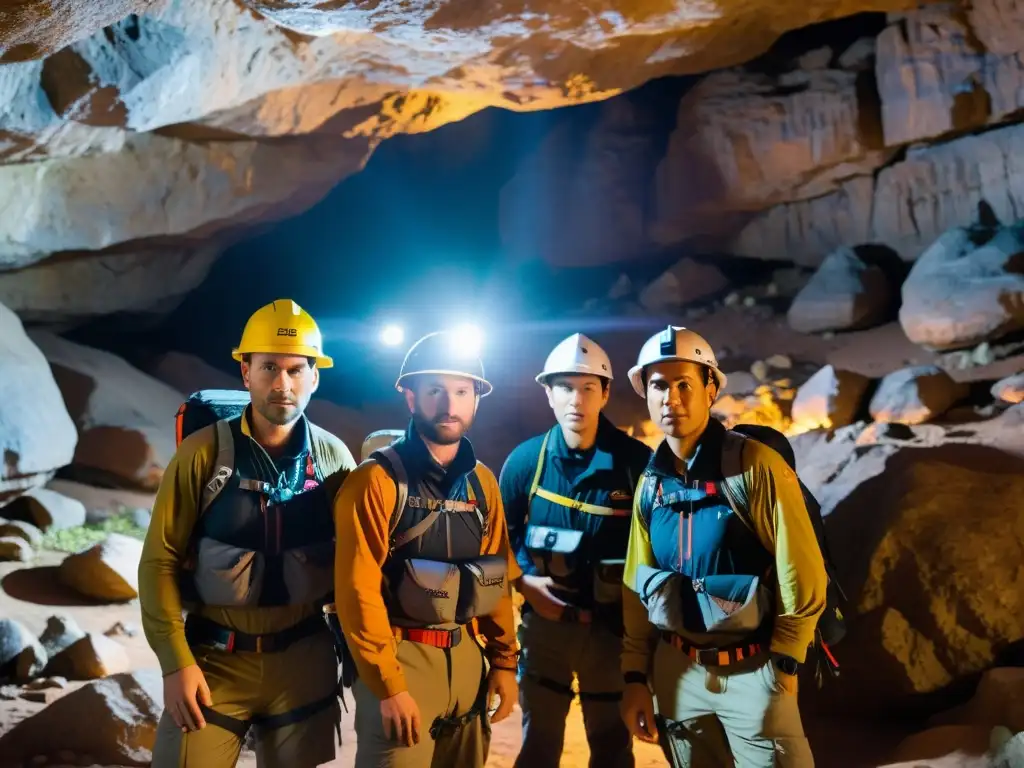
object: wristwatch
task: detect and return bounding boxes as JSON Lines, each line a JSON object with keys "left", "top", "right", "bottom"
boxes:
{"left": 772, "top": 654, "right": 799, "bottom": 676}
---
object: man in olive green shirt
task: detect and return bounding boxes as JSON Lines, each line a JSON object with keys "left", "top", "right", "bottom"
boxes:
{"left": 619, "top": 326, "right": 827, "bottom": 767}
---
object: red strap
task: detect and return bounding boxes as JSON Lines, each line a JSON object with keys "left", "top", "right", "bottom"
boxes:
{"left": 402, "top": 628, "right": 455, "bottom": 648}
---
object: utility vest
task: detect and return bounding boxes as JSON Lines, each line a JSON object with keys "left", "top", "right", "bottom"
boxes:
{"left": 372, "top": 439, "right": 508, "bottom": 630}
{"left": 521, "top": 429, "right": 635, "bottom": 621}
{"left": 179, "top": 417, "right": 335, "bottom": 609}
{"left": 632, "top": 437, "right": 774, "bottom": 649}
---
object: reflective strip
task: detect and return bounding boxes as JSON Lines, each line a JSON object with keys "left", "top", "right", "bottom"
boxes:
{"left": 533, "top": 487, "right": 627, "bottom": 517}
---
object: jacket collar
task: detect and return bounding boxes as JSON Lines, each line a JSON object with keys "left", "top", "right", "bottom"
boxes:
{"left": 547, "top": 413, "right": 617, "bottom": 478}
{"left": 402, "top": 418, "right": 478, "bottom": 484}
{"left": 649, "top": 417, "right": 725, "bottom": 480}
{"left": 240, "top": 405, "right": 310, "bottom": 461}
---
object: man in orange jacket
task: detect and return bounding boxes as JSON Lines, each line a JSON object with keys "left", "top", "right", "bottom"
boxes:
{"left": 334, "top": 329, "right": 520, "bottom": 768}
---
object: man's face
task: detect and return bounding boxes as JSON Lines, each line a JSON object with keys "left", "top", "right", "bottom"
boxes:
{"left": 404, "top": 374, "right": 479, "bottom": 445}
{"left": 644, "top": 361, "right": 716, "bottom": 440}
{"left": 545, "top": 374, "right": 608, "bottom": 435}
{"left": 242, "top": 353, "right": 318, "bottom": 427}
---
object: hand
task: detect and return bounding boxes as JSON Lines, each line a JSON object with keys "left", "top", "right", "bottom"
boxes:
{"left": 620, "top": 681, "right": 658, "bottom": 744}
{"left": 486, "top": 667, "right": 517, "bottom": 724}
{"left": 163, "top": 664, "right": 212, "bottom": 733}
{"left": 518, "top": 575, "right": 591, "bottom": 623}
{"left": 381, "top": 690, "right": 421, "bottom": 746}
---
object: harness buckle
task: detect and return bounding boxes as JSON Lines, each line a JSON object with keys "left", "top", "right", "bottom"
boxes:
{"left": 209, "top": 629, "right": 237, "bottom": 653}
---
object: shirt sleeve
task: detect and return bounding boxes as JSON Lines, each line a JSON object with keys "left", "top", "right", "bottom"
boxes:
{"left": 620, "top": 477, "right": 659, "bottom": 679}
{"left": 498, "top": 447, "right": 537, "bottom": 578}
{"left": 333, "top": 462, "right": 406, "bottom": 700}
{"left": 475, "top": 466, "right": 522, "bottom": 671}
{"left": 138, "top": 435, "right": 211, "bottom": 676}
{"left": 742, "top": 442, "right": 828, "bottom": 663}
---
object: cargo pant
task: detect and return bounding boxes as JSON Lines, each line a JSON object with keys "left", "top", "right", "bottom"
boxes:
{"left": 152, "top": 629, "right": 340, "bottom": 767}
{"left": 513, "top": 611, "right": 633, "bottom": 768}
{"left": 352, "top": 627, "right": 490, "bottom": 768}
{"left": 651, "top": 637, "right": 814, "bottom": 767}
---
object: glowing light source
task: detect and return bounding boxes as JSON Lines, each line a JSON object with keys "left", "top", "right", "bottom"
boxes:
{"left": 449, "top": 323, "right": 483, "bottom": 356}
{"left": 380, "top": 324, "right": 405, "bottom": 347}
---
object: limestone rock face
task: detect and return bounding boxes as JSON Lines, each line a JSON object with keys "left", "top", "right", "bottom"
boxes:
{"left": 872, "top": 124, "right": 1024, "bottom": 261}
{"left": 0, "top": 302, "right": 78, "bottom": 503}
{"left": 728, "top": 177, "right": 875, "bottom": 266}
{"left": 0, "top": 131, "right": 370, "bottom": 270}
{"left": 876, "top": 4, "right": 1024, "bottom": 148}
{"left": 0, "top": 242, "right": 222, "bottom": 324}
{"left": 651, "top": 67, "right": 887, "bottom": 245}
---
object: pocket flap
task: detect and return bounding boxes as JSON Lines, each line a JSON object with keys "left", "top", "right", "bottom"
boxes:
{"left": 461, "top": 555, "right": 507, "bottom": 588}
{"left": 525, "top": 525, "right": 583, "bottom": 554}
{"left": 404, "top": 558, "right": 460, "bottom": 597}
{"left": 286, "top": 540, "right": 334, "bottom": 567}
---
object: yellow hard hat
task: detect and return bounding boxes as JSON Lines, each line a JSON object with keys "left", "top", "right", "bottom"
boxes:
{"left": 231, "top": 299, "right": 333, "bottom": 369}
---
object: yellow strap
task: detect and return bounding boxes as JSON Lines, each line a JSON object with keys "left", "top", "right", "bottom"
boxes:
{"left": 528, "top": 432, "right": 550, "bottom": 500}
{"left": 533, "top": 487, "right": 628, "bottom": 517}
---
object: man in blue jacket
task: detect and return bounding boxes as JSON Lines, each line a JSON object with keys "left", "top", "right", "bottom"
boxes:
{"left": 499, "top": 333, "right": 652, "bottom": 768}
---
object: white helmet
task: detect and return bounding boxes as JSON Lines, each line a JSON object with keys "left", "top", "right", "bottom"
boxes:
{"left": 627, "top": 325, "right": 727, "bottom": 398}
{"left": 360, "top": 429, "right": 404, "bottom": 462}
{"left": 535, "top": 333, "right": 613, "bottom": 385}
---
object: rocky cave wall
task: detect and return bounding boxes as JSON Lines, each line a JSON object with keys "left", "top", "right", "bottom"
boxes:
{"left": 2, "top": 4, "right": 1024, "bottom": 765}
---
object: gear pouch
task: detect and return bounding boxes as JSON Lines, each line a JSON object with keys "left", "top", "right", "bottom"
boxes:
{"left": 193, "top": 538, "right": 265, "bottom": 607}
{"left": 455, "top": 555, "right": 508, "bottom": 623}
{"left": 395, "top": 558, "right": 461, "bottom": 626}
{"left": 692, "top": 574, "right": 770, "bottom": 635}
{"left": 636, "top": 564, "right": 690, "bottom": 635}
{"left": 525, "top": 525, "right": 584, "bottom": 579}
{"left": 282, "top": 540, "right": 335, "bottom": 605}
{"left": 593, "top": 559, "right": 626, "bottom": 604}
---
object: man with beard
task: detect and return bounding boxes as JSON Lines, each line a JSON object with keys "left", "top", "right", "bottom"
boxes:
{"left": 140, "top": 298, "right": 357, "bottom": 768}
{"left": 334, "top": 329, "right": 520, "bottom": 768}
{"left": 619, "top": 325, "right": 825, "bottom": 767}
{"left": 499, "top": 333, "right": 651, "bottom": 768}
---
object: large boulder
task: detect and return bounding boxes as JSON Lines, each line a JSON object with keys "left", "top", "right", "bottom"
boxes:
{"left": 898, "top": 218, "right": 1024, "bottom": 351}
{"left": 793, "top": 421, "right": 1024, "bottom": 715}
{"left": 2, "top": 487, "right": 87, "bottom": 532}
{"left": 28, "top": 331, "right": 185, "bottom": 489}
{"left": 57, "top": 532, "right": 143, "bottom": 602}
{"left": 787, "top": 246, "right": 900, "bottom": 333}
{"left": 0, "top": 669, "right": 163, "bottom": 765}
{"left": 869, "top": 366, "right": 969, "bottom": 425}
{"left": 0, "top": 301, "right": 78, "bottom": 504}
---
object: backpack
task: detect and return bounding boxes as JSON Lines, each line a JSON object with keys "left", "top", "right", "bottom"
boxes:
{"left": 174, "top": 389, "right": 325, "bottom": 516}
{"left": 638, "top": 423, "right": 847, "bottom": 681}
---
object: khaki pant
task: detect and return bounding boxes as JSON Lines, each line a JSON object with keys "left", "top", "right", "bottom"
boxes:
{"left": 652, "top": 637, "right": 814, "bottom": 768}
{"left": 352, "top": 629, "right": 490, "bottom": 768}
{"left": 514, "top": 611, "right": 632, "bottom": 768}
{"left": 152, "top": 629, "right": 340, "bottom": 768}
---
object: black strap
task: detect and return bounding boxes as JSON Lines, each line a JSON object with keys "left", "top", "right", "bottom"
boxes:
{"left": 199, "top": 690, "right": 338, "bottom": 739}
{"left": 185, "top": 613, "right": 325, "bottom": 653}
{"left": 524, "top": 672, "right": 574, "bottom": 698}
{"left": 577, "top": 689, "right": 623, "bottom": 703}
{"left": 467, "top": 469, "right": 489, "bottom": 534}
